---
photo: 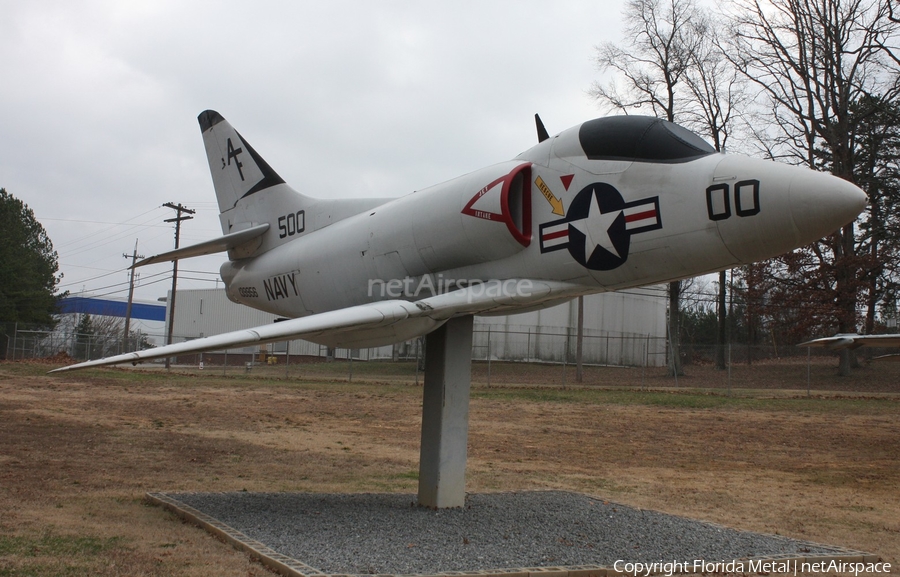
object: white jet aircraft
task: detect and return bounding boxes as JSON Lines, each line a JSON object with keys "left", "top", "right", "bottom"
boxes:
{"left": 52, "top": 110, "right": 867, "bottom": 372}
{"left": 52, "top": 110, "right": 871, "bottom": 508}
{"left": 799, "top": 333, "right": 900, "bottom": 360}
{"left": 799, "top": 334, "right": 900, "bottom": 349}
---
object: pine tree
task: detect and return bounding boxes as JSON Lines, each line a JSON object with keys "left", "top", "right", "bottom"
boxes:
{"left": 0, "top": 188, "right": 63, "bottom": 325}
{"left": 73, "top": 313, "right": 95, "bottom": 360}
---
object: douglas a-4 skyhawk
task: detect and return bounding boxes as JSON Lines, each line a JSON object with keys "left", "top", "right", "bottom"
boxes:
{"left": 53, "top": 110, "right": 867, "bottom": 372}
{"left": 51, "top": 110, "right": 868, "bottom": 507}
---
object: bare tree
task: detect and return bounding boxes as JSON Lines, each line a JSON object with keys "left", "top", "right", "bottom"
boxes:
{"left": 682, "top": 13, "right": 747, "bottom": 153}
{"left": 680, "top": 14, "right": 748, "bottom": 370}
{"left": 851, "top": 96, "right": 900, "bottom": 337}
{"left": 725, "top": 0, "right": 900, "bottom": 375}
{"left": 592, "top": 0, "right": 743, "bottom": 376}
{"left": 591, "top": 0, "right": 703, "bottom": 122}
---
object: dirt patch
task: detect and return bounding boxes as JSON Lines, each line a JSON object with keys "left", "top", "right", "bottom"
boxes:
{"left": 1, "top": 361, "right": 898, "bottom": 575}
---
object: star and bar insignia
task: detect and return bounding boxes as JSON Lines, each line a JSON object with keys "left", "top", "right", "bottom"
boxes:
{"left": 539, "top": 182, "right": 662, "bottom": 271}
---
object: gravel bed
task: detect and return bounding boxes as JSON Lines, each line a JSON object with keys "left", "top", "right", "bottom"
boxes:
{"left": 170, "top": 491, "right": 845, "bottom": 575}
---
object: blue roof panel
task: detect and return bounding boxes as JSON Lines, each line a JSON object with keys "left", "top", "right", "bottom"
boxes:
{"left": 58, "top": 297, "right": 166, "bottom": 322}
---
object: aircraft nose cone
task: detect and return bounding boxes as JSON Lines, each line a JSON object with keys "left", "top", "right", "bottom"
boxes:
{"left": 711, "top": 155, "right": 868, "bottom": 265}
{"left": 789, "top": 170, "right": 867, "bottom": 242}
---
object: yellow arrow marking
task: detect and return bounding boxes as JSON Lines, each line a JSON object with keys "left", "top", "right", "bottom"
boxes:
{"left": 535, "top": 176, "right": 565, "bottom": 216}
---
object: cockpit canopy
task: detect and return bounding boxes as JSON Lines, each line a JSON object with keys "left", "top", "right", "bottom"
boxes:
{"left": 578, "top": 116, "right": 716, "bottom": 163}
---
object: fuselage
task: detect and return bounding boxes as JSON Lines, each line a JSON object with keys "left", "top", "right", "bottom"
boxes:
{"left": 219, "top": 116, "right": 866, "bottom": 320}
{"left": 50, "top": 113, "right": 866, "bottom": 373}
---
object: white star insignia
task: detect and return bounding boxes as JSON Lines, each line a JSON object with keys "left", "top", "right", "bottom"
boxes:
{"left": 569, "top": 189, "right": 622, "bottom": 259}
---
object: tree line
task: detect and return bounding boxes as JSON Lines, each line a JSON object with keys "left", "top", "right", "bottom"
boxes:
{"left": 592, "top": 0, "right": 900, "bottom": 375}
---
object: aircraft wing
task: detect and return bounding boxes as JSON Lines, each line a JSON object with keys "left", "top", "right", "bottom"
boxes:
{"left": 798, "top": 333, "right": 900, "bottom": 350}
{"left": 133, "top": 223, "right": 270, "bottom": 268}
{"left": 49, "top": 279, "right": 583, "bottom": 373}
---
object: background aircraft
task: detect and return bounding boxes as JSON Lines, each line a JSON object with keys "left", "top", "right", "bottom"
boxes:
{"left": 799, "top": 334, "right": 900, "bottom": 361}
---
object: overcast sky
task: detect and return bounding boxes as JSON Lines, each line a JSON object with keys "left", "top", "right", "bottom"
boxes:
{"left": 0, "top": 0, "right": 624, "bottom": 313}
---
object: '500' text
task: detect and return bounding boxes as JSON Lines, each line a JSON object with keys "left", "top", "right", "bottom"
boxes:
{"left": 277, "top": 210, "right": 306, "bottom": 239}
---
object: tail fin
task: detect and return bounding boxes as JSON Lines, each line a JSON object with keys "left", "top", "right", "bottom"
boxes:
{"left": 198, "top": 110, "right": 392, "bottom": 244}
{"left": 198, "top": 110, "right": 305, "bottom": 235}
{"left": 128, "top": 111, "right": 292, "bottom": 267}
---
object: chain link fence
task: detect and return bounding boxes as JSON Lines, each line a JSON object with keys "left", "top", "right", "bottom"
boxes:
{"left": 3, "top": 322, "right": 666, "bottom": 366}
{"left": 3, "top": 322, "right": 151, "bottom": 362}
{"left": 5, "top": 322, "right": 898, "bottom": 393}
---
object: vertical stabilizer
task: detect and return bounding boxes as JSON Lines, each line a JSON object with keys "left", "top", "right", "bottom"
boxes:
{"left": 197, "top": 110, "right": 393, "bottom": 247}
{"left": 198, "top": 110, "right": 288, "bottom": 216}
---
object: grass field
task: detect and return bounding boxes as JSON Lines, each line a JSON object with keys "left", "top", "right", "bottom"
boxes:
{"left": 162, "top": 353, "right": 900, "bottom": 393}
{"left": 1, "top": 359, "right": 898, "bottom": 576}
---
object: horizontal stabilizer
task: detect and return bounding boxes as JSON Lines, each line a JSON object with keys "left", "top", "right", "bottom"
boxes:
{"left": 134, "top": 223, "right": 269, "bottom": 268}
{"left": 49, "top": 280, "right": 584, "bottom": 373}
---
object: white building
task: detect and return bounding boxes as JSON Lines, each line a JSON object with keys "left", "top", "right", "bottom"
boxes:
{"left": 167, "top": 288, "right": 667, "bottom": 367}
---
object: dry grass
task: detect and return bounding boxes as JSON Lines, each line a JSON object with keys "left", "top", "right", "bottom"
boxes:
{"left": 0, "top": 359, "right": 898, "bottom": 576}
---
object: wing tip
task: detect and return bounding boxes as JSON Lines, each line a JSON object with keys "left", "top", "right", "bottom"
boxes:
{"left": 48, "top": 365, "right": 74, "bottom": 374}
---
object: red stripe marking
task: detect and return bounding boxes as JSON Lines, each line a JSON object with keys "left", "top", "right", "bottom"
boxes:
{"left": 625, "top": 209, "right": 656, "bottom": 223}
{"left": 543, "top": 229, "right": 569, "bottom": 241}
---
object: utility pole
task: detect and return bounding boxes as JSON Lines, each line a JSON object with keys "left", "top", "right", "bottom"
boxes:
{"left": 163, "top": 202, "right": 195, "bottom": 369}
{"left": 122, "top": 239, "right": 144, "bottom": 353}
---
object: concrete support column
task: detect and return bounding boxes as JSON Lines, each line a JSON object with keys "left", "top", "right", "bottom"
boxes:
{"left": 417, "top": 315, "right": 474, "bottom": 508}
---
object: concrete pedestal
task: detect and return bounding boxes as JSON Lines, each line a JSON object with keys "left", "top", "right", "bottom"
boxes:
{"left": 417, "top": 315, "right": 474, "bottom": 508}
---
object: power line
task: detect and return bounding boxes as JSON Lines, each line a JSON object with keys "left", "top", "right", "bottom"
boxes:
{"left": 57, "top": 267, "right": 127, "bottom": 288}
{"left": 61, "top": 269, "right": 169, "bottom": 293}
{"left": 57, "top": 207, "right": 166, "bottom": 257}
{"left": 81, "top": 275, "right": 172, "bottom": 299}
{"left": 60, "top": 212, "right": 168, "bottom": 258}
{"left": 43, "top": 217, "right": 170, "bottom": 228}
